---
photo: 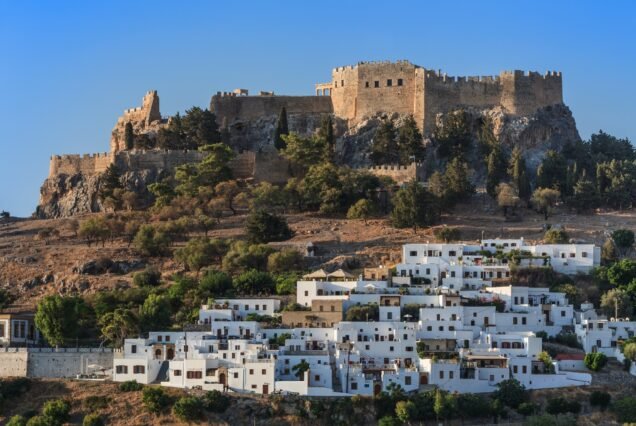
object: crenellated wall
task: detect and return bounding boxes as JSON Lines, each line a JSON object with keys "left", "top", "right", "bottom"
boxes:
{"left": 49, "top": 152, "right": 113, "bottom": 177}
{"left": 363, "top": 162, "right": 425, "bottom": 185}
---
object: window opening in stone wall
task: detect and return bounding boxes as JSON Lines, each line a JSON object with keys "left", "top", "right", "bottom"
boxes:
{"left": 374, "top": 81, "right": 379, "bottom": 88}
{"left": 365, "top": 81, "right": 369, "bottom": 88}
{"left": 387, "top": 79, "right": 392, "bottom": 86}
{"left": 398, "top": 79, "right": 403, "bottom": 86}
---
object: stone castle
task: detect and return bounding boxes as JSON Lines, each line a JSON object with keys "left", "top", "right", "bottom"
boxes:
{"left": 43, "top": 60, "right": 565, "bottom": 215}
{"left": 211, "top": 60, "right": 562, "bottom": 134}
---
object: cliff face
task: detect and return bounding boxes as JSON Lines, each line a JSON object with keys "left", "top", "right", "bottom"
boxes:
{"left": 36, "top": 169, "right": 162, "bottom": 218}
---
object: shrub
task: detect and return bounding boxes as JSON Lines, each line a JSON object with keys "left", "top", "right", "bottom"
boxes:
{"left": 546, "top": 397, "right": 581, "bottom": 415}
{"left": 492, "top": 379, "right": 527, "bottom": 409}
{"left": 245, "top": 210, "right": 292, "bottom": 243}
{"left": 83, "top": 395, "right": 110, "bottom": 411}
{"left": 6, "top": 415, "right": 27, "bottom": 426}
{"left": 544, "top": 228, "right": 569, "bottom": 244}
{"left": 517, "top": 402, "right": 538, "bottom": 416}
{"left": 434, "top": 226, "right": 461, "bottom": 243}
{"left": 613, "top": 396, "right": 636, "bottom": 423}
{"left": 205, "top": 390, "right": 230, "bottom": 413}
{"left": 198, "top": 270, "right": 233, "bottom": 298}
{"left": 378, "top": 416, "right": 401, "bottom": 426}
{"left": 142, "top": 387, "right": 170, "bottom": 413}
{"left": 42, "top": 399, "right": 71, "bottom": 424}
{"left": 83, "top": 413, "right": 105, "bottom": 426}
{"left": 345, "top": 304, "right": 379, "bottom": 321}
{"left": 612, "top": 229, "right": 635, "bottom": 248}
{"left": 133, "top": 267, "right": 161, "bottom": 287}
{"left": 267, "top": 249, "right": 304, "bottom": 274}
{"left": 584, "top": 352, "right": 607, "bottom": 371}
{"left": 25, "top": 416, "right": 50, "bottom": 426}
{"left": 118, "top": 380, "right": 143, "bottom": 392}
{"left": 173, "top": 396, "right": 204, "bottom": 422}
{"left": 233, "top": 270, "right": 275, "bottom": 295}
{"left": 589, "top": 390, "right": 611, "bottom": 411}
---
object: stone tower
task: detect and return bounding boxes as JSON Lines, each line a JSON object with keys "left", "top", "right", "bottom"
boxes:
{"left": 110, "top": 90, "right": 162, "bottom": 153}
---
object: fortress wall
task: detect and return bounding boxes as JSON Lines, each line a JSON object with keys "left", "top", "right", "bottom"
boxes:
{"left": 364, "top": 162, "right": 424, "bottom": 185}
{"left": 114, "top": 150, "right": 206, "bottom": 171}
{"left": 252, "top": 151, "right": 291, "bottom": 184}
{"left": 413, "top": 68, "right": 426, "bottom": 132}
{"left": 49, "top": 152, "right": 113, "bottom": 177}
{"left": 228, "top": 151, "right": 256, "bottom": 179}
{"left": 210, "top": 95, "right": 333, "bottom": 124}
{"left": 330, "top": 65, "right": 359, "bottom": 121}
{"left": 353, "top": 61, "right": 419, "bottom": 122}
{"left": 500, "top": 70, "right": 563, "bottom": 115}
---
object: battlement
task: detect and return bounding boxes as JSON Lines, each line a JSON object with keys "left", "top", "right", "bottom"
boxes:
{"left": 49, "top": 152, "right": 113, "bottom": 177}
{"left": 362, "top": 162, "right": 425, "bottom": 185}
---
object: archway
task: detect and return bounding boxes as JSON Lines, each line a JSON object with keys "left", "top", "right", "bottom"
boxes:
{"left": 167, "top": 348, "right": 175, "bottom": 360}
{"left": 219, "top": 373, "right": 226, "bottom": 385}
{"left": 373, "top": 383, "right": 382, "bottom": 395}
{"left": 155, "top": 348, "right": 162, "bottom": 359}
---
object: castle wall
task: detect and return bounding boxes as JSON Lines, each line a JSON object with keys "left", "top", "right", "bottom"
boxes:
{"left": 114, "top": 150, "right": 206, "bottom": 171}
{"left": 49, "top": 153, "right": 113, "bottom": 177}
{"left": 330, "top": 65, "right": 359, "bottom": 121}
{"left": 364, "top": 162, "right": 425, "bottom": 185}
{"left": 210, "top": 94, "right": 333, "bottom": 124}
{"left": 499, "top": 70, "right": 563, "bottom": 116}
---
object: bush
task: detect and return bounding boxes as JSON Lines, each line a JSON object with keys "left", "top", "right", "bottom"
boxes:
{"left": 118, "top": 380, "right": 143, "bottom": 392}
{"left": 584, "top": 352, "right": 607, "bottom": 371}
{"left": 83, "top": 395, "right": 110, "bottom": 411}
{"left": 133, "top": 225, "right": 171, "bottom": 257}
{"left": 245, "top": 210, "right": 292, "bottom": 243}
{"left": 205, "top": 390, "right": 230, "bottom": 413}
{"left": 378, "top": 416, "right": 401, "bottom": 426}
{"left": 142, "top": 387, "right": 170, "bottom": 413}
{"left": 133, "top": 267, "right": 161, "bottom": 287}
{"left": 267, "top": 249, "right": 304, "bottom": 273}
{"left": 41, "top": 399, "right": 71, "bottom": 425}
{"left": 434, "top": 226, "right": 461, "bottom": 243}
{"left": 274, "top": 272, "right": 300, "bottom": 295}
{"left": 517, "top": 402, "right": 538, "bottom": 416}
{"left": 492, "top": 379, "right": 527, "bottom": 409}
{"left": 6, "top": 415, "right": 27, "bottom": 426}
{"left": 546, "top": 397, "right": 581, "bottom": 415}
{"left": 345, "top": 304, "right": 379, "bottom": 321}
{"left": 198, "top": 270, "right": 233, "bottom": 298}
{"left": 612, "top": 229, "right": 635, "bottom": 248}
{"left": 589, "top": 390, "right": 611, "bottom": 411}
{"left": 233, "top": 269, "right": 275, "bottom": 295}
{"left": 83, "top": 413, "right": 105, "bottom": 426}
{"left": 544, "top": 228, "right": 569, "bottom": 244}
{"left": 173, "top": 396, "right": 204, "bottom": 422}
{"left": 613, "top": 396, "right": 636, "bottom": 423}
{"left": 25, "top": 416, "right": 50, "bottom": 426}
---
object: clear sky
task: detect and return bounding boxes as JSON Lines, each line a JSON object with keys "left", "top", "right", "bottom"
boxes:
{"left": 1, "top": 1, "right": 635, "bottom": 217}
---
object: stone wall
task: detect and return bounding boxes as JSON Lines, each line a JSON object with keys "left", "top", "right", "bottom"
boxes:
{"left": 210, "top": 94, "right": 333, "bottom": 124}
{"left": 111, "top": 90, "right": 162, "bottom": 153}
{"left": 0, "top": 348, "right": 113, "bottom": 378}
{"left": 364, "top": 162, "right": 425, "bottom": 185}
{"left": 49, "top": 152, "right": 113, "bottom": 177}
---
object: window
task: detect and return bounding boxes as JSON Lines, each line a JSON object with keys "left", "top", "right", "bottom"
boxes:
{"left": 449, "top": 371, "right": 454, "bottom": 379}
{"left": 387, "top": 79, "right": 392, "bottom": 86}
{"left": 251, "top": 384, "right": 257, "bottom": 389}
{"left": 116, "top": 365, "right": 128, "bottom": 374}
{"left": 397, "top": 78, "right": 403, "bottom": 86}
{"left": 449, "top": 250, "right": 456, "bottom": 256}
{"left": 387, "top": 312, "right": 393, "bottom": 320}
{"left": 513, "top": 366, "right": 518, "bottom": 374}
{"left": 233, "top": 372, "right": 239, "bottom": 379}
{"left": 561, "top": 310, "right": 566, "bottom": 317}
{"left": 403, "top": 334, "right": 408, "bottom": 340}
{"left": 582, "top": 252, "right": 588, "bottom": 258}
{"left": 331, "top": 305, "right": 335, "bottom": 312}
{"left": 262, "top": 369, "right": 266, "bottom": 375}
{"left": 439, "top": 371, "right": 444, "bottom": 379}
{"left": 341, "top": 80, "right": 344, "bottom": 87}
{"left": 174, "top": 369, "right": 182, "bottom": 376}
{"left": 365, "top": 81, "right": 369, "bottom": 88}
{"left": 409, "top": 250, "right": 417, "bottom": 256}
{"left": 186, "top": 371, "right": 202, "bottom": 379}
{"left": 314, "top": 375, "right": 320, "bottom": 381}
{"left": 0, "top": 322, "right": 4, "bottom": 338}
{"left": 405, "top": 376, "right": 411, "bottom": 385}
{"left": 390, "top": 346, "right": 394, "bottom": 352}
{"left": 513, "top": 317, "right": 518, "bottom": 325}
{"left": 166, "top": 336, "right": 170, "bottom": 342}
{"left": 255, "top": 305, "right": 259, "bottom": 310}
{"left": 406, "top": 346, "right": 413, "bottom": 352}
{"left": 249, "top": 369, "right": 254, "bottom": 375}
{"left": 522, "top": 366, "right": 527, "bottom": 374}
{"left": 158, "top": 335, "right": 162, "bottom": 342}
{"left": 206, "top": 369, "right": 215, "bottom": 376}
{"left": 285, "top": 359, "right": 289, "bottom": 365}
{"left": 284, "top": 368, "right": 290, "bottom": 374}
{"left": 133, "top": 365, "right": 145, "bottom": 374}
{"left": 304, "top": 291, "right": 308, "bottom": 296}
{"left": 262, "top": 305, "right": 267, "bottom": 311}
{"left": 522, "top": 317, "right": 527, "bottom": 325}
{"left": 351, "top": 382, "right": 358, "bottom": 390}
{"left": 365, "top": 345, "right": 370, "bottom": 350}
{"left": 427, "top": 326, "right": 432, "bottom": 331}
{"left": 245, "top": 305, "right": 249, "bottom": 310}
{"left": 131, "top": 345, "right": 137, "bottom": 354}
{"left": 374, "top": 81, "right": 379, "bottom": 88}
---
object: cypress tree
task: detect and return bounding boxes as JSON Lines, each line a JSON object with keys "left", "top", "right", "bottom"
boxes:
{"left": 370, "top": 118, "right": 398, "bottom": 164}
{"left": 124, "top": 122, "right": 134, "bottom": 150}
{"left": 319, "top": 115, "right": 335, "bottom": 161}
{"left": 99, "top": 163, "right": 123, "bottom": 201}
{"left": 509, "top": 148, "right": 531, "bottom": 202}
{"left": 486, "top": 146, "right": 507, "bottom": 197}
{"left": 398, "top": 115, "right": 424, "bottom": 164}
{"left": 274, "top": 107, "right": 289, "bottom": 150}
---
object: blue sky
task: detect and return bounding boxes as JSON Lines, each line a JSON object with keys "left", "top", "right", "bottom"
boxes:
{"left": 1, "top": 1, "right": 635, "bottom": 217}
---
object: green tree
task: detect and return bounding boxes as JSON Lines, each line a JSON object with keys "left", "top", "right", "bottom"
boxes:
{"left": 124, "top": 122, "right": 134, "bottom": 150}
{"left": 544, "top": 228, "right": 569, "bottom": 244}
{"left": 613, "top": 396, "right": 636, "bottom": 423}
{"left": 398, "top": 115, "right": 424, "bottom": 164}
{"left": 623, "top": 342, "right": 636, "bottom": 361}
{"left": 215, "top": 180, "right": 242, "bottom": 215}
{"left": 35, "top": 296, "right": 83, "bottom": 347}
{"left": 347, "top": 199, "right": 373, "bottom": 223}
{"left": 589, "top": 130, "right": 635, "bottom": 162}
{"left": 433, "top": 389, "right": 456, "bottom": 422}
{"left": 281, "top": 133, "right": 329, "bottom": 169}
{"left": 99, "top": 308, "right": 138, "bottom": 347}
{"left": 142, "top": 387, "right": 170, "bottom": 413}
{"left": 434, "top": 226, "right": 461, "bottom": 243}
{"left": 83, "top": 413, "right": 104, "bottom": 426}
{"left": 612, "top": 229, "right": 635, "bottom": 249}
{"left": 221, "top": 241, "right": 275, "bottom": 273}
{"left": 199, "top": 270, "right": 233, "bottom": 298}
{"left": 496, "top": 183, "right": 520, "bottom": 217}
{"left": 41, "top": 399, "right": 71, "bottom": 426}
{"left": 99, "top": 163, "right": 124, "bottom": 203}
{"left": 345, "top": 304, "right": 379, "bottom": 321}
{"left": 391, "top": 180, "right": 439, "bottom": 233}
{"left": 584, "top": 352, "right": 607, "bottom": 371}
{"left": 589, "top": 390, "right": 611, "bottom": 412}
{"left": 569, "top": 170, "right": 599, "bottom": 211}
{"left": 486, "top": 145, "right": 507, "bottom": 197}
{"left": 292, "top": 360, "right": 310, "bottom": 379}
{"left": 133, "top": 267, "right": 161, "bottom": 287}
{"left": 493, "top": 379, "right": 527, "bottom": 409}
{"left": 377, "top": 416, "right": 400, "bottom": 426}
{"left": 204, "top": 390, "right": 230, "bottom": 413}
{"left": 274, "top": 107, "right": 289, "bottom": 150}
{"left": 78, "top": 216, "right": 110, "bottom": 247}
{"left": 395, "top": 400, "right": 416, "bottom": 424}
{"left": 444, "top": 156, "right": 475, "bottom": 204}
{"left": 508, "top": 147, "right": 531, "bottom": 202}
{"left": 600, "top": 288, "right": 633, "bottom": 318}
{"left": 173, "top": 396, "right": 204, "bottom": 422}
{"left": 370, "top": 118, "right": 399, "bottom": 164}
{"left": 175, "top": 237, "right": 219, "bottom": 275}
{"left": 6, "top": 415, "right": 27, "bottom": 426}
{"left": 434, "top": 110, "right": 472, "bottom": 159}
{"left": 175, "top": 143, "right": 234, "bottom": 196}
{"left": 245, "top": 210, "right": 292, "bottom": 243}
{"left": 319, "top": 114, "right": 335, "bottom": 161}
{"left": 267, "top": 249, "right": 304, "bottom": 273}
{"left": 537, "top": 150, "right": 568, "bottom": 191}
{"left": 140, "top": 294, "right": 172, "bottom": 331}
{"left": 532, "top": 187, "right": 561, "bottom": 220}
{"left": 133, "top": 225, "right": 171, "bottom": 257}
{"left": 233, "top": 269, "right": 275, "bottom": 295}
